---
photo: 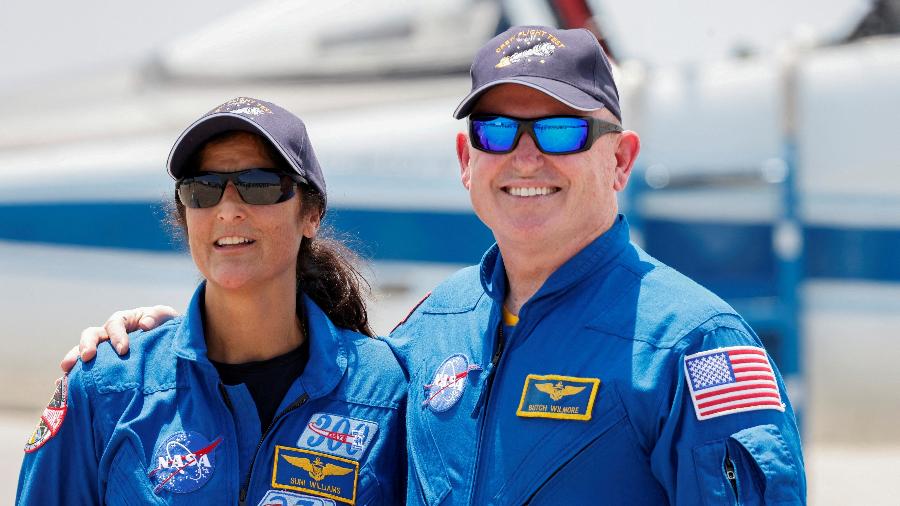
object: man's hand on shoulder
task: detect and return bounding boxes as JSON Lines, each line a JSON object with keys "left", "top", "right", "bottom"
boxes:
{"left": 59, "top": 305, "right": 180, "bottom": 372}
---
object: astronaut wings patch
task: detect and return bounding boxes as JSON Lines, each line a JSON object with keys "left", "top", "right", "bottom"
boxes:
{"left": 684, "top": 346, "right": 785, "bottom": 421}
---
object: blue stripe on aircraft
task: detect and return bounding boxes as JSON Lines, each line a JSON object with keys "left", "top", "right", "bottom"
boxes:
{"left": 0, "top": 201, "right": 495, "bottom": 264}
{"left": 1, "top": 202, "right": 898, "bottom": 284}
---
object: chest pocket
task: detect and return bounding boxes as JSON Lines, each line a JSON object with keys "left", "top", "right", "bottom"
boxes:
{"left": 354, "top": 468, "right": 384, "bottom": 506}
{"left": 407, "top": 363, "right": 452, "bottom": 506}
{"left": 105, "top": 439, "right": 231, "bottom": 506}
{"left": 104, "top": 443, "right": 165, "bottom": 506}
{"left": 492, "top": 384, "right": 665, "bottom": 505}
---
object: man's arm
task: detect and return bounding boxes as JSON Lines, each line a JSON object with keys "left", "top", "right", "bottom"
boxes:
{"left": 651, "top": 323, "right": 806, "bottom": 504}
{"left": 59, "top": 305, "right": 179, "bottom": 372}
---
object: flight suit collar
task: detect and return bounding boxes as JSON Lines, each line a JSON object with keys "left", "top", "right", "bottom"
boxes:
{"left": 172, "top": 282, "right": 213, "bottom": 364}
{"left": 295, "top": 293, "right": 347, "bottom": 399}
{"left": 480, "top": 214, "right": 631, "bottom": 304}
{"left": 172, "top": 283, "right": 347, "bottom": 400}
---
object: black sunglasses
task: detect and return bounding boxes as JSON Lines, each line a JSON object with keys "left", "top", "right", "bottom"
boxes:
{"left": 469, "top": 114, "right": 623, "bottom": 155}
{"left": 176, "top": 168, "right": 307, "bottom": 209}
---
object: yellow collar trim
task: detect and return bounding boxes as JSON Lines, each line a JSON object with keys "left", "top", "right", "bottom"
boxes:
{"left": 502, "top": 306, "right": 519, "bottom": 326}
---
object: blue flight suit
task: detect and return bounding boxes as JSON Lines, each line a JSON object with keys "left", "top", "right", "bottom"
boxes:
{"left": 387, "top": 215, "right": 805, "bottom": 505}
{"left": 17, "top": 284, "right": 406, "bottom": 506}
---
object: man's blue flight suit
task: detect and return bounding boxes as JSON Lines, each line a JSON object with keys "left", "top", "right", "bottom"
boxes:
{"left": 387, "top": 215, "right": 805, "bottom": 505}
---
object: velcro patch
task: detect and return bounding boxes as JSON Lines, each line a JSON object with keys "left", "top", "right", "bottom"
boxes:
{"left": 24, "top": 375, "right": 69, "bottom": 453}
{"left": 684, "top": 345, "right": 785, "bottom": 421}
{"left": 273, "top": 446, "right": 359, "bottom": 505}
{"left": 148, "top": 431, "right": 222, "bottom": 494}
{"left": 516, "top": 374, "right": 600, "bottom": 421}
{"left": 257, "top": 489, "right": 337, "bottom": 506}
{"left": 297, "top": 413, "right": 379, "bottom": 461}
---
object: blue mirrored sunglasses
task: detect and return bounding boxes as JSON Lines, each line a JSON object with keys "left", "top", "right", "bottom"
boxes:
{"left": 469, "top": 114, "right": 623, "bottom": 155}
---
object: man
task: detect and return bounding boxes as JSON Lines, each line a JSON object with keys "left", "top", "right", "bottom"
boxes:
{"left": 64, "top": 26, "right": 805, "bottom": 504}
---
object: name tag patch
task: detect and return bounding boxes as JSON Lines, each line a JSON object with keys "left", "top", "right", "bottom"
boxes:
{"left": 516, "top": 374, "right": 600, "bottom": 421}
{"left": 297, "top": 413, "right": 378, "bottom": 461}
{"left": 273, "top": 446, "right": 359, "bottom": 505}
{"left": 257, "top": 489, "right": 337, "bottom": 506}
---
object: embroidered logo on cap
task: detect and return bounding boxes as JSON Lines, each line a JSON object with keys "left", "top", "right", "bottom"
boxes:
{"left": 24, "top": 375, "right": 69, "bottom": 453}
{"left": 297, "top": 413, "right": 379, "bottom": 461}
{"left": 212, "top": 97, "right": 273, "bottom": 116}
{"left": 684, "top": 345, "right": 785, "bottom": 421}
{"left": 494, "top": 29, "right": 566, "bottom": 68}
{"left": 148, "top": 431, "right": 222, "bottom": 494}
{"left": 257, "top": 489, "right": 337, "bottom": 506}
{"left": 273, "top": 446, "right": 359, "bottom": 505}
{"left": 516, "top": 374, "right": 600, "bottom": 421}
{"left": 422, "top": 354, "right": 481, "bottom": 412}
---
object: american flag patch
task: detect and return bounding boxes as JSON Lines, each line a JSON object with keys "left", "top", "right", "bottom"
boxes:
{"left": 684, "top": 346, "right": 784, "bottom": 421}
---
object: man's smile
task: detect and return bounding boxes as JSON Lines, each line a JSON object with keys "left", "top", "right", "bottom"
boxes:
{"left": 502, "top": 186, "right": 561, "bottom": 197}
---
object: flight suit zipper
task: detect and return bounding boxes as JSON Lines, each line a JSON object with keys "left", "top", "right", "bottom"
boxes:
{"left": 724, "top": 449, "right": 738, "bottom": 498}
{"left": 468, "top": 317, "right": 507, "bottom": 504}
{"left": 238, "top": 393, "right": 311, "bottom": 505}
{"left": 217, "top": 382, "right": 240, "bottom": 505}
{"left": 471, "top": 325, "right": 506, "bottom": 415}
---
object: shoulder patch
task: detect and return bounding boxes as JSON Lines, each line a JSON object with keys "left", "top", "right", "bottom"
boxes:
{"left": 390, "top": 291, "right": 431, "bottom": 333}
{"left": 684, "top": 346, "right": 785, "bottom": 420}
{"left": 24, "top": 375, "right": 69, "bottom": 453}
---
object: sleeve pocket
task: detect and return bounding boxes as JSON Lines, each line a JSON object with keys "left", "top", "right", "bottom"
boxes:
{"left": 728, "top": 424, "right": 803, "bottom": 505}
{"left": 693, "top": 424, "right": 802, "bottom": 506}
{"left": 693, "top": 439, "right": 738, "bottom": 506}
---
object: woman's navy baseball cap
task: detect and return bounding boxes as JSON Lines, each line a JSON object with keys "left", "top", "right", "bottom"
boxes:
{"left": 453, "top": 26, "right": 621, "bottom": 121}
{"left": 167, "top": 97, "right": 327, "bottom": 204}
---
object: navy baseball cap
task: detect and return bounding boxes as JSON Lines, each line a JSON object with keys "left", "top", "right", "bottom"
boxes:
{"left": 167, "top": 97, "right": 327, "bottom": 203}
{"left": 453, "top": 26, "right": 620, "bottom": 121}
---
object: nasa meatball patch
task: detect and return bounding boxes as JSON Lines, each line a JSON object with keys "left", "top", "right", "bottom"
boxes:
{"left": 422, "top": 354, "right": 482, "bottom": 412}
{"left": 148, "top": 431, "right": 222, "bottom": 494}
{"left": 24, "top": 375, "right": 69, "bottom": 453}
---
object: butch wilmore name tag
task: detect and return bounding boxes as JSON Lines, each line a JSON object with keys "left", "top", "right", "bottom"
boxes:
{"left": 516, "top": 374, "right": 601, "bottom": 421}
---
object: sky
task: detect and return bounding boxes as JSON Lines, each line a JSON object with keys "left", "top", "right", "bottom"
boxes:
{"left": 0, "top": 0, "right": 873, "bottom": 93}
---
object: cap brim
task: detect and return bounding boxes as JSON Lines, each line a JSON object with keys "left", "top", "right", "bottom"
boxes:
{"left": 166, "top": 113, "right": 301, "bottom": 179}
{"left": 453, "top": 76, "right": 609, "bottom": 119}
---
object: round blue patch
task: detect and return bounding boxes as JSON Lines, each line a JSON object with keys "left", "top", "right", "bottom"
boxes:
{"left": 149, "top": 430, "right": 221, "bottom": 494}
{"left": 424, "top": 354, "right": 471, "bottom": 412}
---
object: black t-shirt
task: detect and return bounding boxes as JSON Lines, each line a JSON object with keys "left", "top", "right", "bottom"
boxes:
{"left": 211, "top": 338, "right": 310, "bottom": 431}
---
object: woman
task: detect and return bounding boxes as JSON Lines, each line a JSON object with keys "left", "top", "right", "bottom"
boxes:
{"left": 17, "top": 97, "right": 407, "bottom": 505}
